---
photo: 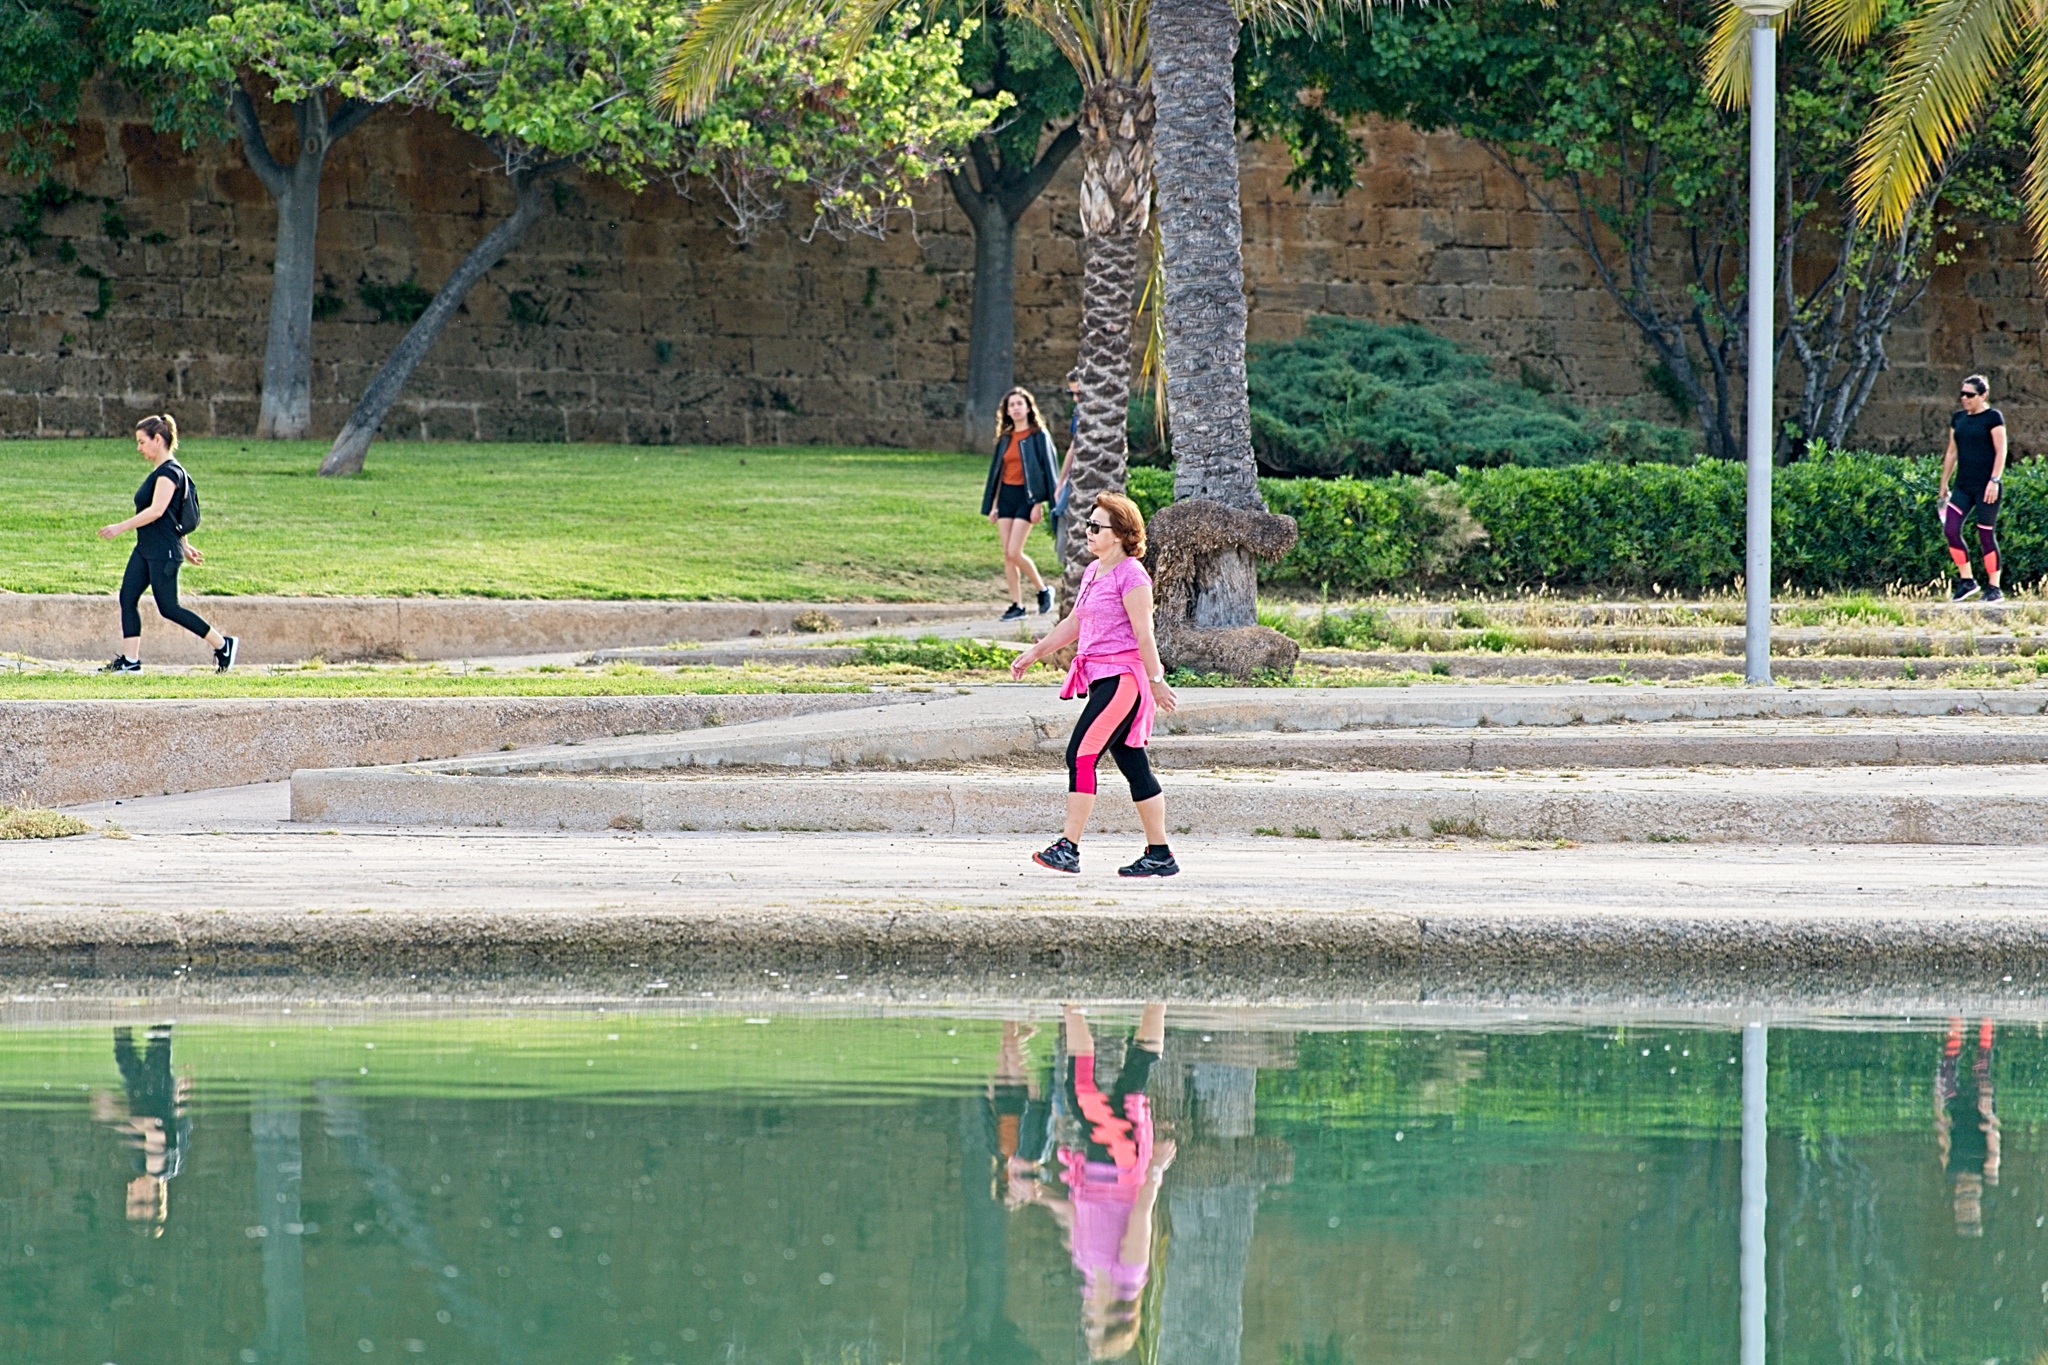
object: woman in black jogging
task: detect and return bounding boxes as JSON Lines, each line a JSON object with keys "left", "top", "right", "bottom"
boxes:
{"left": 97, "top": 414, "right": 237, "bottom": 673}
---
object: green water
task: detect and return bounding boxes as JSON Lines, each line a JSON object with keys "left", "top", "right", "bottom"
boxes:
{"left": 2, "top": 1010, "right": 2043, "bottom": 1365}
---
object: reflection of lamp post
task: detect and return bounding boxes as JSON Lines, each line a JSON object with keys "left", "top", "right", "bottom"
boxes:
{"left": 1742, "top": 0, "right": 1793, "bottom": 685}
{"left": 1741, "top": 1021, "right": 1768, "bottom": 1365}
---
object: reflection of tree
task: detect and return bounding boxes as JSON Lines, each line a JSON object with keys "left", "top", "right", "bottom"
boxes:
{"left": 1778, "top": 1134, "right": 1916, "bottom": 1365}
{"left": 315, "top": 1083, "right": 526, "bottom": 1363}
{"left": 251, "top": 1098, "right": 309, "bottom": 1365}
{"left": 945, "top": 1093, "right": 1041, "bottom": 1365}
{"left": 1154, "top": 1037, "right": 1296, "bottom": 1365}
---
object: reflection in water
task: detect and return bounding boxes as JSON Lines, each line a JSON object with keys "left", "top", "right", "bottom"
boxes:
{"left": 89, "top": 1024, "right": 191, "bottom": 1232}
{"left": 1938, "top": 1017, "right": 2000, "bottom": 1236}
{"left": 10, "top": 1011, "right": 2048, "bottom": 1364}
{"left": 250, "top": 1097, "right": 307, "bottom": 1365}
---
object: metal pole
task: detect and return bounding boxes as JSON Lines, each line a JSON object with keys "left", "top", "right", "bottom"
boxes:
{"left": 1745, "top": 18, "right": 1776, "bottom": 685}
{"left": 1741, "top": 1022, "right": 1768, "bottom": 1365}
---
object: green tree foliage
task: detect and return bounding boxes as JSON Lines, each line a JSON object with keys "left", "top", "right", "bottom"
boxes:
{"left": 1128, "top": 448, "right": 2042, "bottom": 593}
{"left": 949, "top": 9, "right": 1081, "bottom": 175}
{"left": 1239, "top": 317, "right": 1695, "bottom": 477}
{"left": 0, "top": 0, "right": 211, "bottom": 174}
{"left": 1238, "top": 0, "right": 2023, "bottom": 462}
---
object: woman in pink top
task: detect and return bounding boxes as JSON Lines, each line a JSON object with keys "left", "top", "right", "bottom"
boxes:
{"left": 1009, "top": 492, "right": 1180, "bottom": 877}
{"left": 1020, "top": 1005, "right": 1175, "bottom": 1360}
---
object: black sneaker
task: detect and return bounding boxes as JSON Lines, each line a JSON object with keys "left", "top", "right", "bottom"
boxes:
{"left": 1000, "top": 603, "right": 1027, "bottom": 621}
{"left": 1982, "top": 586, "right": 2005, "bottom": 603}
{"left": 100, "top": 655, "right": 141, "bottom": 674}
{"left": 1036, "top": 587, "right": 1054, "bottom": 615}
{"left": 214, "top": 635, "right": 239, "bottom": 672}
{"left": 1952, "top": 579, "right": 1981, "bottom": 602}
{"left": 1032, "top": 836, "right": 1080, "bottom": 873}
{"left": 1119, "top": 847, "right": 1180, "bottom": 878}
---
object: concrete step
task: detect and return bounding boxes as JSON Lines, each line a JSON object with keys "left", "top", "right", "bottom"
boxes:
{"left": 288, "top": 763, "right": 2048, "bottom": 845}
{"left": 1299, "top": 651, "right": 2034, "bottom": 681}
{"left": 1360, "top": 600, "right": 2040, "bottom": 628}
{"left": 1143, "top": 718, "right": 2048, "bottom": 770}
{"left": 1361, "top": 625, "right": 2044, "bottom": 656}
{"left": 0, "top": 596, "right": 994, "bottom": 667}
{"left": 391, "top": 685, "right": 2048, "bottom": 780}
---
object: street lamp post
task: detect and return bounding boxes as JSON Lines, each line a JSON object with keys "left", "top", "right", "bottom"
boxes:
{"left": 1743, "top": 0, "right": 1792, "bottom": 686}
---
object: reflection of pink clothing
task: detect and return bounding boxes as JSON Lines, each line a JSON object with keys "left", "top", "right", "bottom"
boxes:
{"left": 1060, "top": 557, "right": 1155, "bottom": 748}
{"left": 1059, "top": 1054, "right": 1154, "bottom": 1300}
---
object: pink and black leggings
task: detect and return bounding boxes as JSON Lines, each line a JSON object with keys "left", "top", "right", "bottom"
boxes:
{"left": 1066, "top": 673, "right": 1161, "bottom": 802}
{"left": 1945, "top": 488, "right": 2001, "bottom": 578}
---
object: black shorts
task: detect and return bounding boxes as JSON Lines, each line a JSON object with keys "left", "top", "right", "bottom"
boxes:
{"left": 995, "top": 482, "right": 1036, "bottom": 520}
{"left": 1951, "top": 485, "right": 2001, "bottom": 528}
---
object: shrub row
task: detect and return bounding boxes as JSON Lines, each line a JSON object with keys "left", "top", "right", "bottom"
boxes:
{"left": 1126, "top": 451, "right": 2044, "bottom": 594}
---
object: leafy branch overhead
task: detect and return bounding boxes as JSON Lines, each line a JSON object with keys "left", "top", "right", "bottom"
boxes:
{"left": 136, "top": 0, "right": 1005, "bottom": 238}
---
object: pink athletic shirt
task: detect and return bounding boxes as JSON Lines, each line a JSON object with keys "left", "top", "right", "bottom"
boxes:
{"left": 1074, "top": 556, "right": 1149, "bottom": 686}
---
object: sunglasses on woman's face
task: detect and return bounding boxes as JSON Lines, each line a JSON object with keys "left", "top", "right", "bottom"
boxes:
{"left": 1963, "top": 389, "right": 1983, "bottom": 398}
{"left": 1085, "top": 520, "right": 1115, "bottom": 534}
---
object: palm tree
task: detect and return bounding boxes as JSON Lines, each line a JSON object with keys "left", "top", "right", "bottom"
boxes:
{"left": 1144, "top": 0, "right": 1316, "bottom": 674}
{"left": 661, "top": 0, "right": 1153, "bottom": 598}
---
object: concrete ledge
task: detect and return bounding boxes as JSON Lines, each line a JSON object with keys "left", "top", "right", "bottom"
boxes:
{"left": 399, "top": 685, "right": 2048, "bottom": 779}
{"left": 7, "top": 908, "right": 2048, "bottom": 1005}
{"left": 0, "top": 595, "right": 988, "bottom": 665}
{"left": 1148, "top": 726, "right": 2048, "bottom": 769}
{"left": 1302, "top": 650, "right": 2041, "bottom": 681}
{"left": 2, "top": 692, "right": 916, "bottom": 806}
{"left": 287, "top": 765, "right": 2048, "bottom": 843}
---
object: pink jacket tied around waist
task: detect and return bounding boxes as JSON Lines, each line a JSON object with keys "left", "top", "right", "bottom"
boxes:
{"left": 1060, "top": 558, "right": 1155, "bottom": 748}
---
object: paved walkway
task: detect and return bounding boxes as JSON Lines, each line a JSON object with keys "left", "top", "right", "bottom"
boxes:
{"left": 28, "top": 783, "right": 2048, "bottom": 919}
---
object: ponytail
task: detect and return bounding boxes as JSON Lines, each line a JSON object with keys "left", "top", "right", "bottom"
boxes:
{"left": 135, "top": 413, "right": 178, "bottom": 455}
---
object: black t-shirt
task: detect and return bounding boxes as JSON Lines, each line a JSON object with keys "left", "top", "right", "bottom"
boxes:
{"left": 133, "top": 462, "right": 186, "bottom": 558}
{"left": 1952, "top": 408, "right": 2005, "bottom": 491}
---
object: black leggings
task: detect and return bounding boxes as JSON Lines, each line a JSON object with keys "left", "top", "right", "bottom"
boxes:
{"left": 119, "top": 548, "right": 211, "bottom": 641}
{"left": 1066, "top": 673, "right": 1161, "bottom": 802}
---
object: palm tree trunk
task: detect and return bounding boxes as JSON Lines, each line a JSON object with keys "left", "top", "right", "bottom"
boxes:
{"left": 320, "top": 171, "right": 549, "bottom": 477}
{"left": 1060, "top": 78, "right": 1156, "bottom": 596}
{"left": 1146, "top": 0, "right": 1297, "bottom": 675}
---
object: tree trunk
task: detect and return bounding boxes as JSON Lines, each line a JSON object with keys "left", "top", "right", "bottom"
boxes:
{"left": 321, "top": 172, "right": 549, "bottom": 477}
{"left": 1145, "top": 0, "right": 1297, "bottom": 675}
{"left": 1060, "top": 79, "right": 1155, "bottom": 598}
{"left": 231, "top": 89, "right": 369, "bottom": 440}
{"left": 952, "top": 174, "right": 1017, "bottom": 454}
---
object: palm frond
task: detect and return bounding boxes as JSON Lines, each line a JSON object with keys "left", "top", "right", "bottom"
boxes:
{"left": 1804, "top": 0, "right": 1887, "bottom": 50}
{"left": 654, "top": 0, "right": 824, "bottom": 120}
{"left": 1705, "top": 0, "right": 1792, "bottom": 109}
{"left": 1852, "top": 0, "right": 2024, "bottom": 232}
{"left": 2020, "top": 26, "right": 2048, "bottom": 259}
{"left": 1235, "top": 0, "right": 1373, "bottom": 36}
{"left": 1135, "top": 221, "right": 1167, "bottom": 442}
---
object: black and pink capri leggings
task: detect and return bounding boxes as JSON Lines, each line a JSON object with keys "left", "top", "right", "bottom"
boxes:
{"left": 1066, "top": 673, "right": 1161, "bottom": 802}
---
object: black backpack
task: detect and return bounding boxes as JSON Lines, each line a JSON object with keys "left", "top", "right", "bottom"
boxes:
{"left": 163, "top": 460, "right": 201, "bottom": 535}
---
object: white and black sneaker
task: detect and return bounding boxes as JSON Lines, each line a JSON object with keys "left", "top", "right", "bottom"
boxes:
{"left": 1951, "top": 579, "right": 1981, "bottom": 602}
{"left": 1036, "top": 587, "right": 1054, "bottom": 614}
{"left": 1000, "top": 603, "right": 1028, "bottom": 621}
{"left": 100, "top": 655, "right": 141, "bottom": 674}
{"left": 214, "top": 635, "right": 239, "bottom": 673}
{"left": 1118, "top": 845, "right": 1180, "bottom": 878}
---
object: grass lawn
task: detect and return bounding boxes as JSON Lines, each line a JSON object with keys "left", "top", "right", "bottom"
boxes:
{"left": 0, "top": 439, "right": 1047, "bottom": 600}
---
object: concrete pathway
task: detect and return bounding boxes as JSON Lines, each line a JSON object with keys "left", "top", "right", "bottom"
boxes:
{"left": 28, "top": 783, "right": 2048, "bottom": 917}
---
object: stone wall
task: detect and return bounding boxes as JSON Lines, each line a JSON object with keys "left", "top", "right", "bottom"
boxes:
{"left": 3, "top": 83, "right": 2044, "bottom": 454}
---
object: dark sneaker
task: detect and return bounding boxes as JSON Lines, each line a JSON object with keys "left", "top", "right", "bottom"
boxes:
{"left": 1036, "top": 587, "right": 1054, "bottom": 615}
{"left": 100, "top": 655, "right": 141, "bottom": 674}
{"left": 1032, "top": 836, "right": 1080, "bottom": 874}
{"left": 1000, "top": 603, "right": 1027, "bottom": 621}
{"left": 1119, "top": 847, "right": 1180, "bottom": 878}
{"left": 214, "top": 635, "right": 239, "bottom": 672}
{"left": 1951, "top": 579, "right": 1981, "bottom": 602}
{"left": 1982, "top": 586, "right": 2005, "bottom": 603}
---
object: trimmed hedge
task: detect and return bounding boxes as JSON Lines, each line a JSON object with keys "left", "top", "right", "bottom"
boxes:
{"left": 1125, "top": 452, "right": 2044, "bottom": 593}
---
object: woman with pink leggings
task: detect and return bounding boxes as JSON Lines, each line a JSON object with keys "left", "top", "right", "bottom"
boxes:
{"left": 1009, "top": 492, "right": 1180, "bottom": 877}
